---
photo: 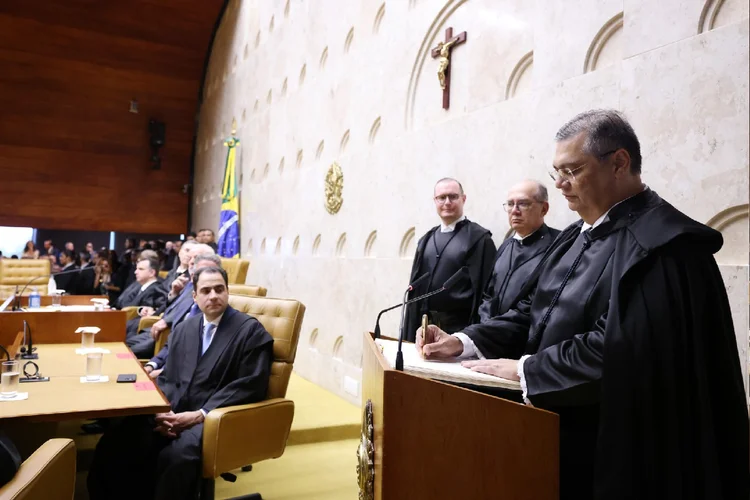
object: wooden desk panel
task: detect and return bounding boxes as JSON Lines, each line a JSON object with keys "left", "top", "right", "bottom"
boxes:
{"left": 15, "top": 295, "right": 109, "bottom": 307}
{"left": 0, "top": 310, "right": 126, "bottom": 344}
{"left": 0, "top": 343, "right": 169, "bottom": 422}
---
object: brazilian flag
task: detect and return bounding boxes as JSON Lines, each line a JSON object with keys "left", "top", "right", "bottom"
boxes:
{"left": 217, "top": 135, "right": 240, "bottom": 258}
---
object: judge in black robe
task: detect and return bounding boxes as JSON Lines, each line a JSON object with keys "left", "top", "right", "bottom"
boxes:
{"left": 418, "top": 111, "right": 748, "bottom": 500}
{"left": 76, "top": 254, "right": 96, "bottom": 295}
{"left": 54, "top": 250, "right": 79, "bottom": 294}
{"left": 88, "top": 267, "right": 273, "bottom": 500}
{"left": 478, "top": 180, "right": 559, "bottom": 322}
{"left": 404, "top": 178, "right": 496, "bottom": 342}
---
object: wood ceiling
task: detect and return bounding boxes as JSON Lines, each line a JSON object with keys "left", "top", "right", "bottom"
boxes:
{"left": 0, "top": 0, "right": 226, "bottom": 233}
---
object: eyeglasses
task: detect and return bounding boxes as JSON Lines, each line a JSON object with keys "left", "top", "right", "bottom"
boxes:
{"left": 548, "top": 149, "right": 618, "bottom": 183}
{"left": 502, "top": 200, "right": 538, "bottom": 212}
{"left": 434, "top": 193, "right": 461, "bottom": 204}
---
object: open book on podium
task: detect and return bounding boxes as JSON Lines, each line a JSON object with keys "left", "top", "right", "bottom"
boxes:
{"left": 360, "top": 332, "right": 558, "bottom": 500}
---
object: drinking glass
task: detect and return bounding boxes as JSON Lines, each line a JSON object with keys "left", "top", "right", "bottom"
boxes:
{"left": 81, "top": 331, "right": 97, "bottom": 348}
{"left": 1, "top": 360, "right": 20, "bottom": 398}
{"left": 85, "top": 352, "right": 103, "bottom": 381}
{"left": 51, "top": 292, "right": 62, "bottom": 308}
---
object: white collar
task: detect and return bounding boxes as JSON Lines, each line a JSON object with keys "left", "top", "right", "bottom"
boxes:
{"left": 140, "top": 278, "right": 157, "bottom": 292}
{"left": 581, "top": 185, "right": 648, "bottom": 233}
{"left": 203, "top": 312, "right": 224, "bottom": 327}
{"left": 440, "top": 215, "right": 466, "bottom": 233}
{"left": 513, "top": 226, "right": 541, "bottom": 241}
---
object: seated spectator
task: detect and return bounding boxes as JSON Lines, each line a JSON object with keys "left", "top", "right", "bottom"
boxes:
{"left": 116, "top": 255, "right": 166, "bottom": 311}
{"left": 21, "top": 240, "right": 39, "bottom": 259}
{"left": 55, "top": 250, "right": 80, "bottom": 294}
{"left": 88, "top": 266, "right": 273, "bottom": 500}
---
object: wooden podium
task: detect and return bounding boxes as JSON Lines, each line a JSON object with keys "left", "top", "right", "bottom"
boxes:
{"left": 361, "top": 332, "right": 559, "bottom": 500}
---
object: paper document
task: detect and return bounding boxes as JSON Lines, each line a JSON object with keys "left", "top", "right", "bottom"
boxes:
{"left": 375, "top": 338, "right": 521, "bottom": 391}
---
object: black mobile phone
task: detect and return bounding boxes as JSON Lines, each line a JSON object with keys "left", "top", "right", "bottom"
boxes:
{"left": 116, "top": 374, "right": 137, "bottom": 383}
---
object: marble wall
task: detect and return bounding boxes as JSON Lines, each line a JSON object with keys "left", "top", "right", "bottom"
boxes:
{"left": 193, "top": 0, "right": 749, "bottom": 403}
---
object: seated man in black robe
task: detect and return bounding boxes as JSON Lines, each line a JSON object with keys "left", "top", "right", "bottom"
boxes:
{"left": 88, "top": 265, "right": 274, "bottom": 500}
{"left": 403, "top": 177, "right": 496, "bottom": 341}
{"left": 115, "top": 255, "right": 167, "bottom": 311}
{"left": 478, "top": 179, "right": 559, "bottom": 322}
{"left": 417, "top": 110, "right": 748, "bottom": 500}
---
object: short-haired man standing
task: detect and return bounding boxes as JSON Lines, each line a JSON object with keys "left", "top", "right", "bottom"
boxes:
{"left": 478, "top": 180, "right": 559, "bottom": 322}
{"left": 403, "top": 178, "right": 496, "bottom": 342}
{"left": 117, "top": 256, "right": 167, "bottom": 311}
{"left": 88, "top": 266, "right": 273, "bottom": 500}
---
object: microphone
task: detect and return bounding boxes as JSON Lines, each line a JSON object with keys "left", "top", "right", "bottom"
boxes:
{"left": 0, "top": 344, "right": 9, "bottom": 362}
{"left": 13, "top": 266, "right": 94, "bottom": 311}
{"left": 19, "top": 320, "right": 36, "bottom": 360}
{"left": 373, "top": 273, "right": 429, "bottom": 339}
{"left": 395, "top": 267, "right": 469, "bottom": 371}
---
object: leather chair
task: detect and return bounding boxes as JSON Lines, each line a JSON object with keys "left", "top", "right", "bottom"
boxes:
{"left": 200, "top": 296, "right": 305, "bottom": 500}
{"left": 220, "top": 258, "right": 250, "bottom": 284}
{"left": 228, "top": 284, "right": 268, "bottom": 297}
{"left": 0, "top": 259, "right": 51, "bottom": 300}
{"left": 0, "top": 438, "right": 76, "bottom": 499}
{"left": 120, "top": 306, "right": 141, "bottom": 322}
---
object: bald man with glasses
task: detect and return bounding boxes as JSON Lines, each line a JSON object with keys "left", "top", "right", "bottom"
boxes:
{"left": 403, "top": 177, "right": 496, "bottom": 343}
{"left": 477, "top": 180, "right": 560, "bottom": 322}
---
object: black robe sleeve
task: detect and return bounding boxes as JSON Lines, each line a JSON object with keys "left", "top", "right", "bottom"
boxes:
{"left": 464, "top": 292, "right": 532, "bottom": 360}
{"left": 200, "top": 328, "right": 273, "bottom": 413}
{"left": 596, "top": 242, "right": 749, "bottom": 499}
{"left": 468, "top": 234, "right": 497, "bottom": 324}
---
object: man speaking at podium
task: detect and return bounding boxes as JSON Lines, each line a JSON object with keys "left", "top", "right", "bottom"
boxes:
{"left": 417, "top": 110, "right": 748, "bottom": 500}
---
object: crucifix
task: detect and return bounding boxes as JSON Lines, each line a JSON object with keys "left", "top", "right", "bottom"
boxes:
{"left": 431, "top": 27, "right": 467, "bottom": 110}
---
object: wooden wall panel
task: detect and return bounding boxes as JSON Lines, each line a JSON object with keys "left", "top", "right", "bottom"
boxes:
{"left": 0, "top": 0, "right": 225, "bottom": 234}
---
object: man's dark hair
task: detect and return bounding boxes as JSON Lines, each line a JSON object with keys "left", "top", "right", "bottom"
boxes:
{"left": 434, "top": 177, "right": 464, "bottom": 194}
{"left": 192, "top": 266, "right": 228, "bottom": 289}
{"left": 61, "top": 249, "right": 75, "bottom": 262}
{"left": 79, "top": 251, "right": 91, "bottom": 263}
{"left": 188, "top": 231, "right": 197, "bottom": 238}
{"left": 138, "top": 256, "right": 160, "bottom": 273}
{"left": 555, "top": 109, "right": 642, "bottom": 174}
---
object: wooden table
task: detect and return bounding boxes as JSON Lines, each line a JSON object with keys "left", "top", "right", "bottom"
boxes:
{"left": 0, "top": 343, "right": 170, "bottom": 422}
{"left": 0, "top": 309, "right": 126, "bottom": 344}
{"left": 14, "top": 295, "right": 109, "bottom": 307}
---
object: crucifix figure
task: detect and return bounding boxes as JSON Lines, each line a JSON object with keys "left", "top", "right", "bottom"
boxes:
{"left": 431, "top": 27, "right": 467, "bottom": 109}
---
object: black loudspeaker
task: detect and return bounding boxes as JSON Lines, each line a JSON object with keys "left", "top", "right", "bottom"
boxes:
{"left": 149, "top": 119, "right": 166, "bottom": 169}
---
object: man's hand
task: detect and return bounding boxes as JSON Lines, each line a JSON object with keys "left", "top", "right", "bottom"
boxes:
{"left": 154, "top": 410, "right": 204, "bottom": 438}
{"left": 461, "top": 359, "right": 521, "bottom": 381}
{"left": 139, "top": 306, "right": 155, "bottom": 317}
{"left": 149, "top": 368, "right": 163, "bottom": 380}
{"left": 415, "top": 324, "right": 463, "bottom": 359}
{"left": 171, "top": 275, "right": 189, "bottom": 296}
{"left": 150, "top": 319, "right": 167, "bottom": 340}
{"left": 144, "top": 364, "right": 153, "bottom": 374}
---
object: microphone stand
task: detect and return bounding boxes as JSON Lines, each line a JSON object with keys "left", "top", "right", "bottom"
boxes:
{"left": 394, "top": 286, "right": 448, "bottom": 371}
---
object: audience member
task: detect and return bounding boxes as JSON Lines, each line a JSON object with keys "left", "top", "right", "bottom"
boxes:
{"left": 21, "top": 241, "right": 39, "bottom": 259}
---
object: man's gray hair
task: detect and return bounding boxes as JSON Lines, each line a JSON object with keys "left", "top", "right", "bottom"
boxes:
{"left": 530, "top": 180, "right": 548, "bottom": 202}
{"left": 194, "top": 253, "right": 222, "bottom": 267}
{"left": 434, "top": 177, "right": 464, "bottom": 194}
{"left": 181, "top": 240, "right": 198, "bottom": 250}
{"left": 555, "top": 109, "right": 642, "bottom": 174}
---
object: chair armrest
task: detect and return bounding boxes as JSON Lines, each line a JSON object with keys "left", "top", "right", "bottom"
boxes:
{"left": 138, "top": 315, "right": 162, "bottom": 332}
{"left": 154, "top": 326, "right": 171, "bottom": 354}
{"left": 121, "top": 306, "right": 139, "bottom": 322}
{"left": 202, "top": 398, "right": 295, "bottom": 478}
{"left": 0, "top": 438, "right": 76, "bottom": 499}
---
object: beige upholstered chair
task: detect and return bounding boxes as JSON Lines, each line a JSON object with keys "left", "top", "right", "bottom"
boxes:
{"left": 220, "top": 258, "right": 250, "bottom": 284}
{"left": 0, "top": 259, "right": 51, "bottom": 299}
{"left": 0, "top": 438, "right": 76, "bottom": 500}
{"left": 200, "top": 296, "right": 305, "bottom": 500}
{"left": 228, "top": 284, "right": 268, "bottom": 297}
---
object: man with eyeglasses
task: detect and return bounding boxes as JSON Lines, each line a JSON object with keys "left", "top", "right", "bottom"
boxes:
{"left": 403, "top": 177, "right": 496, "bottom": 343}
{"left": 478, "top": 180, "right": 560, "bottom": 323}
{"left": 417, "top": 110, "right": 747, "bottom": 500}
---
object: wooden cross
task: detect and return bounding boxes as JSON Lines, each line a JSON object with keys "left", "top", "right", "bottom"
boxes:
{"left": 431, "top": 27, "right": 467, "bottom": 110}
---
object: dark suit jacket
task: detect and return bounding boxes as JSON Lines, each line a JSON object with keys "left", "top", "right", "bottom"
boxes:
{"left": 157, "top": 305, "right": 273, "bottom": 414}
{"left": 118, "top": 280, "right": 167, "bottom": 310}
{"left": 76, "top": 263, "right": 96, "bottom": 295}
{"left": 163, "top": 283, "right": 195, "bottom": 327}
{"left": 54, "top": 265, "right": 79, "bottom": 294}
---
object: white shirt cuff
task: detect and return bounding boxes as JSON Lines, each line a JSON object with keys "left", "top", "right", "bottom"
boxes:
{"left": 146, "top": 361, "right": 158, "bottom": 370}
{"left": 200, "top": 409, "right": 207, "bottom": 418}
{"left": 453, "top": 332, "right": 486, "bottom": 360}
{"left": 517, "top": 355, "right": 533, "bottom": 406}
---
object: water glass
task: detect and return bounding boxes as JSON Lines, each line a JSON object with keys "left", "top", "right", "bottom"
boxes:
{"left": 1, "top": 360, "right": 20, "bottom": 399}
{"left": 85, "top": 352, "right": 103, "bottom": 381}
{"left": 81, "top": 331, "right": 96, "bottom": 348}
{"left": 51, "top": 292, "right": 62, "bottom": 308}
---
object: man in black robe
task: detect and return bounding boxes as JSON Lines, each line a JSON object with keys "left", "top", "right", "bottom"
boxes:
{"left": 478, "top": 180, "right": 559, "bottom": 322}
{"left": 417, "top": 110, "right": 748, "bottom": 500}
{"left": 403, "top": 178, "right": 496, "bottom": 342}
{"left": 54, "top": 250, "right": 79, "bottom": 294}
{"left": 116, "top": 255, "right": 167, "bottom": 311}
{"left": 88, "top": 266, "right": 273, "bottom": 500}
